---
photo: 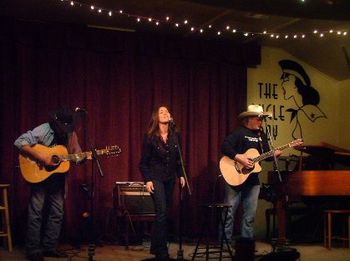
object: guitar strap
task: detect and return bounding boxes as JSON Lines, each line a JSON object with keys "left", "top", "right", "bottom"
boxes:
{"left": 49, "top": 136, "right": 58, "bottom": 147}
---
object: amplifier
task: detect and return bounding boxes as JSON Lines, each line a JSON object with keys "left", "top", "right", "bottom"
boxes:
{"left": 115, "top": 182, "right": 155, "bottom": 215}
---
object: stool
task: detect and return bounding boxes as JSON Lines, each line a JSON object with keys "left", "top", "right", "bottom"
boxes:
{"left": 0, "top": 184, "right": 12, "bottom": 252}
{"left": 191, "top": 203, "right": 233, "bottom": 260}
{"left": 324, "top": 209, "right": 350, "bottom": 249}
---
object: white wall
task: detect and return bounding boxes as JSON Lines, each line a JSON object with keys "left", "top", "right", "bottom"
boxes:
{"left": 337, "top": 79, "right": 350, "bottom": 149}
{"left": 246, "top": 46, "right": 350, "bottom": 239}
{"left": 248, "top": 46, "right": 341, "bottom": 147}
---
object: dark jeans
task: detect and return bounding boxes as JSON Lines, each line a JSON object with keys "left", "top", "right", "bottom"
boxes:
{"left": 26, "top": 175, "right": 65, "bottom": 255}
{"left": 150, "top": 179, "right": 175, "bottom": 256}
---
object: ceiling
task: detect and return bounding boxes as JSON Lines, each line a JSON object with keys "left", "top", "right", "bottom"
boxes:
{"left": 1, "top": 0, "right": 350, "bottom": 80}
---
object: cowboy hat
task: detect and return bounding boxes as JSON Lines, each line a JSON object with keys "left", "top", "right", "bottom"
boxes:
{"left": 279, "top": 59, "right": 310, "bottom": 86}
{"left": 238, "top": 104, "right": 271, "bottom": 120}
{"left": 49, "top": 106, "right": 76, "bottom": 133}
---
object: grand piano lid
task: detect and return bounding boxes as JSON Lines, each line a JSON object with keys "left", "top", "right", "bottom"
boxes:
{"left": 294, "top": 142, "right": 350, "bottom": 166}
{"left": 294, "top": 144, "right": 335, "bottom": 155}
{"left": 294, "top": 141, "right": 350, "bottom": 155}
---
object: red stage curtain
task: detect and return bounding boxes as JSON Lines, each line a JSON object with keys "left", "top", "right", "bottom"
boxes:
{"left": 0, "top": 17, "right": 260, "bottom": 244}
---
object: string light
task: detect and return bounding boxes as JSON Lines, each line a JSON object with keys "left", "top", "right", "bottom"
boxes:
{"left": 58, "top": 0, "right": 348, "bottom": 40}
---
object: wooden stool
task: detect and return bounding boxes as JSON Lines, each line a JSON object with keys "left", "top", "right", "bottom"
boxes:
{"left": 0, "top": 184, "right": 12, "bottom": 252}
{"left": 324, "top": 209, "right": 350, "bottom": 249}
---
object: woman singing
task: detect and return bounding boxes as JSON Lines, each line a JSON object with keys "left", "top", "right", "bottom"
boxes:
{"left": 139, "top": 106, "right": 186, "bottom": 260}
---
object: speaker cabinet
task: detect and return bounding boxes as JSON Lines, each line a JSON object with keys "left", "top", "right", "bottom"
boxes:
{"left": 115, "top": 182, "right": 155, "bottom": 215}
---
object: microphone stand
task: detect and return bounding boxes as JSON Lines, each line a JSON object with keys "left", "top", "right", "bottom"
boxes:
{"left": 76, "top": 108, "right": 105, "bottom": 261}
{"left": 87, "top": 148, "right": 105, "bottom": 261}
{"left": 92, "top": 148, "right": 104, "bottom": 177}
{"left": 170, "top": 122, "right": 191, "bottom": 261}
{"left": 262, "top": 117, "right": 282, "bottom": 184}
{"left": 262, "top": 117, "right": 293, "bottom": 253}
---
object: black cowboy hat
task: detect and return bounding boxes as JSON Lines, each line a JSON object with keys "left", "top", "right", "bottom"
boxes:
{"left": 279, "top": 59, "right": 311, "bottom": 86}
{"left": 49, "top": 106, "right": 76, "bottom": 133}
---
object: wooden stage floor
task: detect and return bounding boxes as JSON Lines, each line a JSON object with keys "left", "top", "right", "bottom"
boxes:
{"left": 1, "top": 240, "right": 349, "bottom": 260}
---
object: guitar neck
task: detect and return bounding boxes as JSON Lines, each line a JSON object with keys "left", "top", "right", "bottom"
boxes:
{"left": 253, "top": 143, "right": 293, "bottom": 163}
{"left": 61, "top": 149, "right": 109, "bottom": 161}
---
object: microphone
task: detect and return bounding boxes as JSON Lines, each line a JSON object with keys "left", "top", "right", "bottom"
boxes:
{"left": 75, "top": 107, "right": 88, "bottom": 114}
{"left": 258, "top": 112, "right": 272, "bottom": 119}
{"left": 169, "top": 117, "right": 176, "bottom": 127}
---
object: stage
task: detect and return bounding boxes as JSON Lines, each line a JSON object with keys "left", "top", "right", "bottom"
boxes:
{"left": 1, "top": 240, "right": 349, "bottom": 261}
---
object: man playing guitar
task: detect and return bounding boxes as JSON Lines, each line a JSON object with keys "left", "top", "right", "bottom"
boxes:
{"left": 220, "top": 105, "right": 282, "bottom": 246}
{"left": 14, "top": 106, "right": 85, "bottom": 261}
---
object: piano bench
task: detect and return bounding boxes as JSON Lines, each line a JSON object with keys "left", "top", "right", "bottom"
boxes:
{"left": 324, "top": 210, "right": 350, "bottom": 249}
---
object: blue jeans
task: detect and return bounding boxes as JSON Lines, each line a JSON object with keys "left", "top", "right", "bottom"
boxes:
{"left": 222, "top": 183, "right": 260, "bottom": 240}
{"left": 150, "top": 179, "right": 175, "bottom": 256}
{"left": 26, "top": 175, "right": 65, "bottom": 255}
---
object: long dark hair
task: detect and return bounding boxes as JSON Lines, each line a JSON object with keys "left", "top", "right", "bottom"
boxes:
{"left": 294, "top": 78, "right": 320, "bottom": 105}
{"left": 146, "top": 105, "right": 177, "bottom": 138}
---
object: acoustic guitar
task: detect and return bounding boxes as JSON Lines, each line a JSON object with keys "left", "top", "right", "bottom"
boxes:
{"left": 219, "top": 139, "right": 303, "bottom": 187}
{"left": 19, "top": 144, "right": 121, "bottom": 183}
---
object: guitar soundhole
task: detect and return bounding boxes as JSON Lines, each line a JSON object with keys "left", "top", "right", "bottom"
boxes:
{"left": 235, "top": 163, "right": 251, "bottom": 175}
{"left": 51, "top": 155, "right": 60, "bottom": 164}
{"left": 242, "top": 167, "right": 253, "bottom": 174}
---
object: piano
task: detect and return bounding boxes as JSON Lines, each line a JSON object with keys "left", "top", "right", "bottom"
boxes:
{"left": 268, "top": 142, "right": 350, "bottom": 244}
